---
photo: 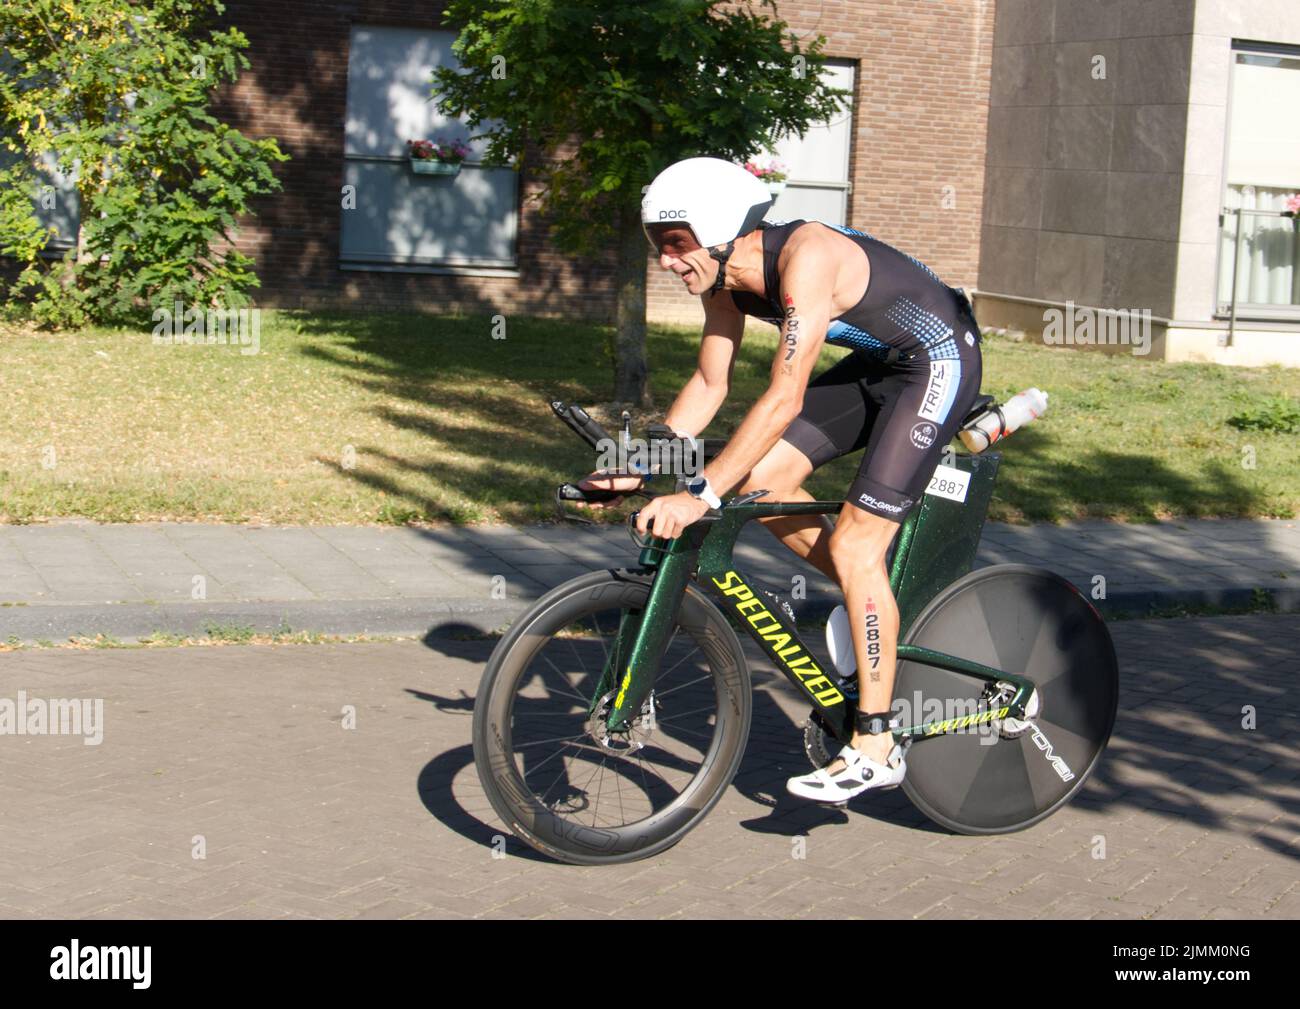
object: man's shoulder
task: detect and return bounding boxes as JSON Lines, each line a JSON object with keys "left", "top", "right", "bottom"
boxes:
{"left": 778, "top": 220, "right": 857, "bottom": 271}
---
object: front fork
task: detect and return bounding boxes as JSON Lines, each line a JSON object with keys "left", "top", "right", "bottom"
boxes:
{"left": 590, "top": 533, "right": 699, "bottom": 731}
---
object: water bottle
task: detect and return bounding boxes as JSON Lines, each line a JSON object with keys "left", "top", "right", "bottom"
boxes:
{"left": 824, "top": 605, "right": 860, "bottom": 699}
{"left": 959, "top": 388, "right": 1049, "bottom": 453}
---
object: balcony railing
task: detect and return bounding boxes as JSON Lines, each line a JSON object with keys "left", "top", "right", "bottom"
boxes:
{"left": 1217, "top": 204, "right": 1300, "bottom": 339}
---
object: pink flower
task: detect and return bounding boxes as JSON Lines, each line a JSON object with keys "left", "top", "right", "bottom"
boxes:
{"left": 1287, "top": 194, "right": 1300, "bottom": 215}
{"left": 741, "top": 157, "right": 787, "bottom": 182}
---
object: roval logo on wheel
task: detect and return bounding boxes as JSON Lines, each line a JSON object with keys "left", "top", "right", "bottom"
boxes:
{"left": 910, "top": 422, "right": 937, "bottom": 449}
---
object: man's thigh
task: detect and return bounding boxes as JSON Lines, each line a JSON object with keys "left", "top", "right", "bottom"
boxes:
{"left": 849, "top": 349, "right": 982, "bottom": 522}
{"left": 780, "top": 353, "right": 883, "bottom": 469}
{"left": 742, "top": 436, "right": 816, "bottom": 495}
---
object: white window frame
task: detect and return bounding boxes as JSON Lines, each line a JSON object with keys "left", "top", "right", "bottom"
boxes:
{"left": 1214, "top": 40, "right": 1300, "bottom": 321}
{"left": 339, "top": 25, "right": 519, "bottom": 274}
{"left": 762, "top": 59, "right": 856, "bottom": 226}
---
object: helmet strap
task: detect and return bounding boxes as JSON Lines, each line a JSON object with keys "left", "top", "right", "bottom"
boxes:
{"left": 707, "top": 241, "right": 735, "bottom": 293}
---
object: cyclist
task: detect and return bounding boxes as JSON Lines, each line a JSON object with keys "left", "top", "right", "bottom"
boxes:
{"left": 581, "top": 156, "right": 983, "bottom": 801}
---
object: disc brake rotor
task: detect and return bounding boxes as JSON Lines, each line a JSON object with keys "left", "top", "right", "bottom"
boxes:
{"left": 586, "top": 690, "right": 658, "bottom": 754}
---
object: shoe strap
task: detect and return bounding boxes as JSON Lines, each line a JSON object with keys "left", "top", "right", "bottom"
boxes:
{"left": 834, "top": 745, "right": 878, "bottom": 781}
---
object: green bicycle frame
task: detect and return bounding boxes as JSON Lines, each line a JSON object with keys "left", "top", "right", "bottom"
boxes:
{"left": 599, "top": 452, "right": 1035, "bottom": 744}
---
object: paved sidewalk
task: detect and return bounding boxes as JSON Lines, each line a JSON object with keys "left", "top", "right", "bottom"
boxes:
{"left": 0, "top": 517, "right": 1297, "bottom": 641}
{"left": 0, "top": 614, "right": 1295, "bottom": 918}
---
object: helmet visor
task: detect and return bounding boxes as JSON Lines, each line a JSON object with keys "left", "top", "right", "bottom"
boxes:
{"left": 644, "top": 221, "right": 702, "bottom": 258}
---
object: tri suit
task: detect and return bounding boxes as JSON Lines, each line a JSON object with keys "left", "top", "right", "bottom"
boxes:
{"left": 729, "top": 220, "right": 983, "bottom": 522}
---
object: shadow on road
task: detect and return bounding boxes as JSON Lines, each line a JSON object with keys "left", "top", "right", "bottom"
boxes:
{"left": 412, "top": 613, "right": 1300, "bottom": 865}
{"left": 411, "top": 633, "right": 949, "bottom": 864}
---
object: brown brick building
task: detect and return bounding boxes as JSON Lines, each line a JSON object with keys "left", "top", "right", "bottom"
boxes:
{"left": 214, "top": 0, "right": 997, "bottom": 325}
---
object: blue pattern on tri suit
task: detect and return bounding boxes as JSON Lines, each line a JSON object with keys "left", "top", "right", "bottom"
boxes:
{"left": 884, "top": 297, "right": 959, "bottom": 361}
{"left": 823, "top": 319, "right": 892, "bottom": 354}
{"left": 822, "top": 224, "right": 965, "bottom": 423}
{"left": 731, "top": 220, "right": 973, "bottom": 424}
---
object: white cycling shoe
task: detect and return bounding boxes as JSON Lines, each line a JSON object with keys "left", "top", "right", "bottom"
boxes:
{"left": 786, "top": 740, "right": 907, "bottom": 802}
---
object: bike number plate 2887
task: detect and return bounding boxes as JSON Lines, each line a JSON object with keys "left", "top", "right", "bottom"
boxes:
{"left": 926, "top": 464, "right": 970, "bottom": 504}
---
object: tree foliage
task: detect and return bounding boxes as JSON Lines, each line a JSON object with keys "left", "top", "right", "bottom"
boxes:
{"left": 0, "top": 0, "right": 288, "bottom": 328}
{"left": 434, "top": 0, "right": 848, "bottom": 255}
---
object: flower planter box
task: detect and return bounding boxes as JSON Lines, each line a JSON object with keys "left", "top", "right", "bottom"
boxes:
{"left": 767, "top": 181, "right": 786, "bottom": 197}
{"left": 410, "top": 159, "right": 461, "bottom": 177}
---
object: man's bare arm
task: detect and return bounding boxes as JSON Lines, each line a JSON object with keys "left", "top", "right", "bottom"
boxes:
{"left": 699, "top": 243, "right": 834, "bottom": 495}
{"left": 661, "top": 292, "right": 744, "bottom": 437}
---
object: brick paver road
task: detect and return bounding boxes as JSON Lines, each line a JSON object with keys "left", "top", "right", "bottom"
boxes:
{"left": 0, "top": 614, "right": 1296, "bottom": 919}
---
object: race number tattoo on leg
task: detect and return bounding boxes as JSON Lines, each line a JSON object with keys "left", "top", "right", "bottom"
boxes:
{"left": 864, "top": 599, "right": 882, "bottom": 682}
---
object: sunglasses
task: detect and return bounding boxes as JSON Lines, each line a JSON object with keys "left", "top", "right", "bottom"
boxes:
{"left": 644, "top": 222, "right": 702, "bottom": 258}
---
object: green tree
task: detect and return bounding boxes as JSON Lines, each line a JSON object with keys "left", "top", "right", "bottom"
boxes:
{"left": 0, "top": 0, "right": 287, "bottom": 328}
{"left": 435, "top": 0, "right": 846, "bottom": 406}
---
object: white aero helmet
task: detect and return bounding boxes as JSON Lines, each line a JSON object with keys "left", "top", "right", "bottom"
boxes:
{"left": 641, "top": 157, "right": 773, "bottom": 250}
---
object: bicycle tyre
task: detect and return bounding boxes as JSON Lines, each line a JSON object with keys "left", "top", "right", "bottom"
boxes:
{"left": 473, "top": 569, "right": 751, "bottom": 865}
{"left": 896, "top": 564, "right": 1119, "bottom": 834}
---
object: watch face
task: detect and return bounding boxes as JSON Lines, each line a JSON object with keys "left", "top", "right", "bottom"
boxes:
{"left": 687, "top": 478, "right": 706, "bottom": 495}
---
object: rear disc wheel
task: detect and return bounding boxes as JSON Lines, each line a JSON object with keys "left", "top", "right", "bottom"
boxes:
{"left": 896, "top": 564, "right": 1118, "bottom": 834}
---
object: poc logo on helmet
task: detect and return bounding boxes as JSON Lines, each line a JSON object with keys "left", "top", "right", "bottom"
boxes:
{"left": 659, "top": 209, "right": 688, "bottom": 220}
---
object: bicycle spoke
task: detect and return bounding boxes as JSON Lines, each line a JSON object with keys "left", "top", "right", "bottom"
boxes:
{"left": 521, "top": 739, "right": 581, "bottom": 783}
{"left": 655, "top": 704, "right": 715, "bottom": 723}
{"left": 615, "top": 750, "right": 626, "bottom": 825}
{"left": 652, "top": 637, "right": 701, "bottom": 686}
{"left": 589, "top": 609, "right": 611, "bottom": 669}
{"left": 496, "top": 591, "right": 734, "bottom": 845}
{"left": 654, "top": 671, "right": 712, "bottom": 699}
{"left": 592, "top": 753, "right": 608, "bottom": 827}
{"left": 514, "top": 730, "right": 588, "bottom": 750}
{"left": 533, "top": 744, "right": 581, "bottom": 806}
{"left": 565, "top": 636, "right": 592, "bottom": 685}
{"left": 538, "top": 653, "right": 591, "bottom": 704}
{"left": 660, "top": 722, "right": 714, "bottom": 741}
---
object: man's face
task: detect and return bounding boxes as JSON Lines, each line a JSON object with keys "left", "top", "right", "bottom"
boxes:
{"left": 645, "top": 223, "right": 715, "bottom": 295}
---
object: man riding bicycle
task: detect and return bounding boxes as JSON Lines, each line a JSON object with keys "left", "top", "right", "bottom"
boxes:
{"left": 580, "top": 156, "right": 984, "bottom": 802}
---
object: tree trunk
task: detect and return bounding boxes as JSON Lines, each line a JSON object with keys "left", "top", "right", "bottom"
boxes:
{"left": 613, "top": 202, "right": 649, "bottom": 407}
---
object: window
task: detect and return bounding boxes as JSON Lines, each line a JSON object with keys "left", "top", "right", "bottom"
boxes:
{"left": 1216, "top": 44, "right": 1300, "bottom": 317}
{"left": 340, "top": 25, "right": 518, "bottom": 271}
{"left": 763, "top": 61, "right": 855, "bottom": 225}
{"left": 35, "top": 156, "right": 79, "bottom": 255}
{"left": 0, "top": 144, "right": 80, "bottom": 257}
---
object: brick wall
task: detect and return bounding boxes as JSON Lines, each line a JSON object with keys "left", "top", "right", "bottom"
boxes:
{"left": 215, "top": 0, "right": 994, "bottom": 323}
{"left": 648, "top": 0, "right": 998, "bottom": 326}
{"left": 214, "top": 0, "right": 618, "bottom": 319}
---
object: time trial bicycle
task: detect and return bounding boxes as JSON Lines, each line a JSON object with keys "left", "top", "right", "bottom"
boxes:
{"left": 472, "top": 399, "right": 1119, "bottom": 865}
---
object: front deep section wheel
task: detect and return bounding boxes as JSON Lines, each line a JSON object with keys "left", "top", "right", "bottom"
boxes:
{"left": 895, "top": 564, "right": 1119, "bottom": 834}
{"left": 472, "top": 569, "right": 751, "bottom": 865}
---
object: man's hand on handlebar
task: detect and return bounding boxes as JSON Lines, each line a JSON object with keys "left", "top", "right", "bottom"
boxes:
{"left": 635, "top": 490, "right": 710, "bottom": 540}
{"left": 575, "top": 470, "right": 645, "bottom": 509}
